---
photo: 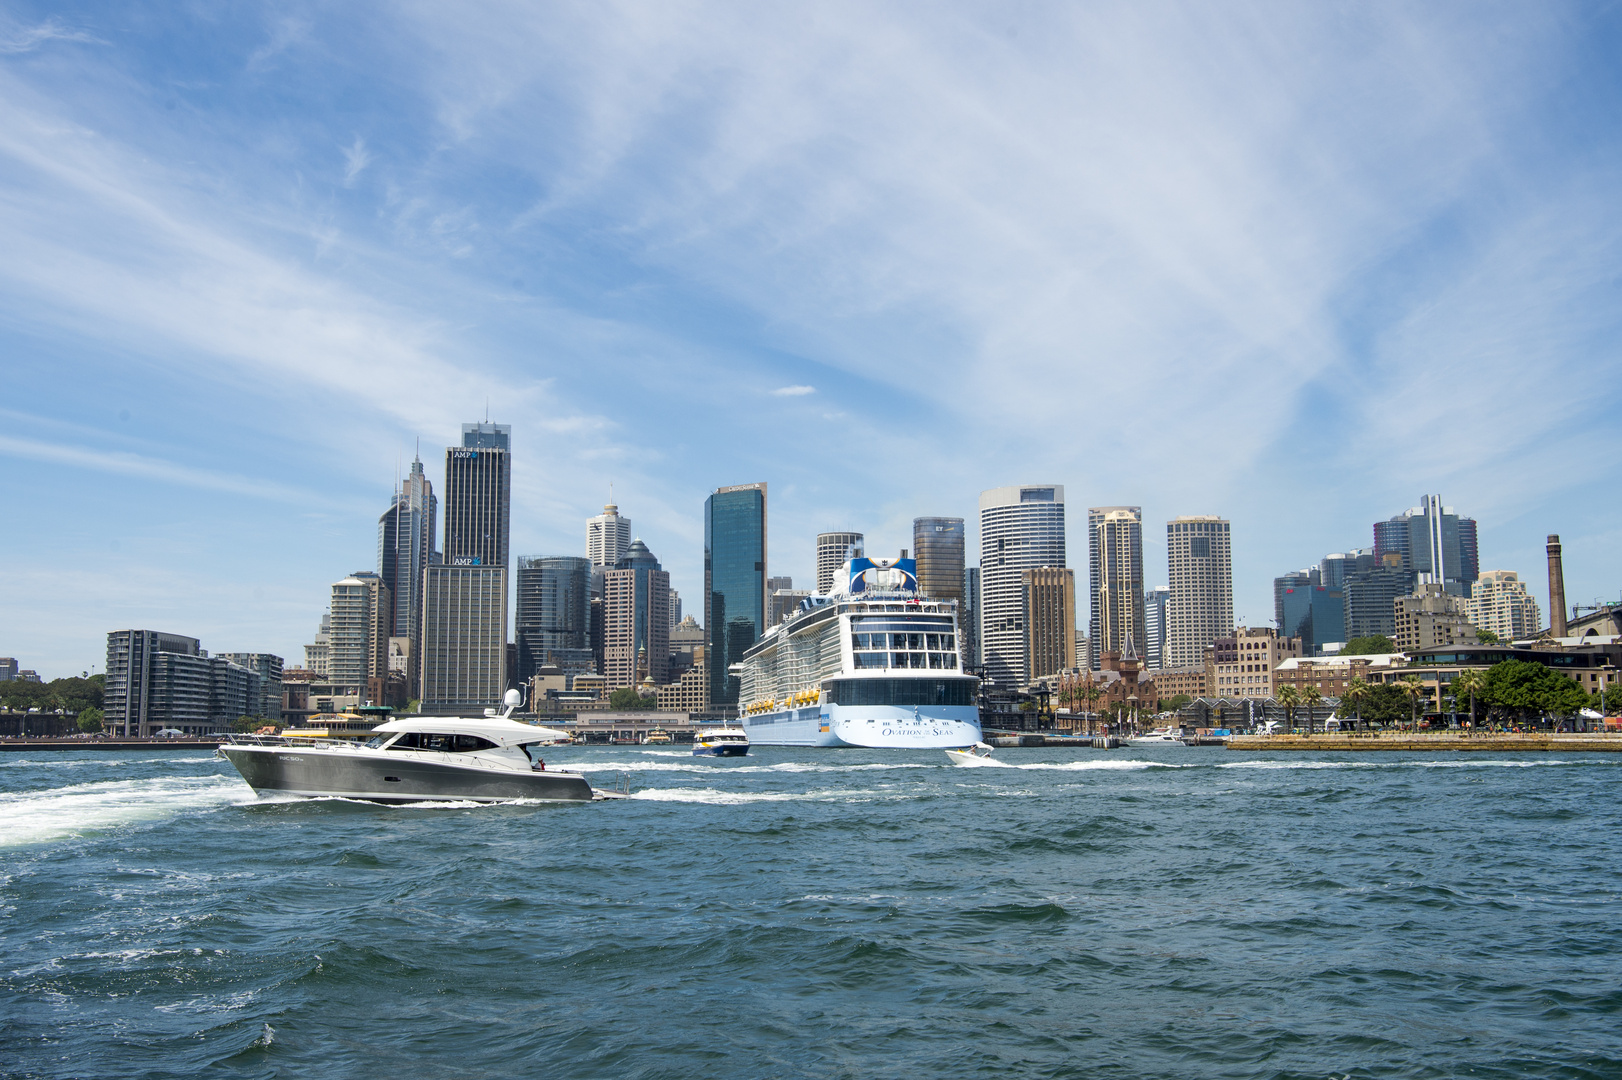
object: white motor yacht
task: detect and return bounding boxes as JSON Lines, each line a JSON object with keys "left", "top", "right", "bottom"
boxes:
{"left": 219, "top": 691, "right": 604, "bottom": 803}
{"left": 1126, "top": 727, "right": 1186, "bottom": 746}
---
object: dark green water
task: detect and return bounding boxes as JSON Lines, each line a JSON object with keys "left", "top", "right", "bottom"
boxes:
{"left": 3, "top": 746, "right": 1620, "bottom": 1079}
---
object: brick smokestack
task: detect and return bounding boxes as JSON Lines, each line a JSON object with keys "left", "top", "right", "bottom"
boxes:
{"left": 1547, "top": 534, "right": 1568, "bottom": 638}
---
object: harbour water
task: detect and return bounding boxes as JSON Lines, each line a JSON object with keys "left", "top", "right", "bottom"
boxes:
{"left": 3, "top": 746, "right": 1620, "bottom": 1078}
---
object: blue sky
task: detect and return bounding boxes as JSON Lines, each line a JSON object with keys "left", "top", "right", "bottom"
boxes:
{"left": 4, "top": 2, "right": 1621, "bottom": 678}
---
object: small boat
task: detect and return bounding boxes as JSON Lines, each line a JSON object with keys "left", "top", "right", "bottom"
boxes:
{"left": 218, "top": 691, "right": 602, "bottom": 804}
{"left": 641, "top": 729, "right": 672, "bottom": 745}
{"left": 692, "top": 727, "right": 750, "bottom": 757}
{"left": 1127, "top": 727, "right": 1185, "bottom": 746}
{"left": 944, "top": 742, "right": 999, "bottom": 767}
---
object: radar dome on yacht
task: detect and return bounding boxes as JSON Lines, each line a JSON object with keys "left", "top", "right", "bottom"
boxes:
{"left": 503, "top": 689, "right": 523, "bottom": 708}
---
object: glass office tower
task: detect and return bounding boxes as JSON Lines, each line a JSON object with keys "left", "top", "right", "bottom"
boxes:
{"left": 913, "top": 517, "right": 966, "bottom": 608}
{"left": 705, "top": 483, "right": 767, "bottom": 707}
{"left": 515, "top": 556, "right": 590, "bottom": 681}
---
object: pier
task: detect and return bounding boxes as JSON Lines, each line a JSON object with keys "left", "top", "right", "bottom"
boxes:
{"left": 1224, "top": 732, "right": 1622, "bottom": 752}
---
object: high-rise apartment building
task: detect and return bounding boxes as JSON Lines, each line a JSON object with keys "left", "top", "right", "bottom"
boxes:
{"left": 1089, "top": 506, "right": 1144, "bottom": 670}
{"left": 978, "top": 485, "right": 1066, "bottom": 690}
{"left": 1165, "top": 516, "right": 1232, "bottom": 669}
{"left": 328, "top": 572, "right": 390, "bottom": 691}
{"left": 1470, "top": 570, "right": 1542, "bottom": 642}
{"left": 421, "top": 421, "right": 512, "bottom": 710}
{"left": 668, "top": 588, "right": 682, "bottom": 627}
{"left": 604, "top": 540, "right": 671, "bottom": 689}
{"left": 1374, "top": 496, "right": 1478, "bottom": 597}
{"left": 586, "top": 503, "right": 633, "bottom": 571}
{"left": 706, "top": 483, "right": 768, "bottom": 706}
{"left": 1144, "top": 586, "right": 1171, "bottom": 670}
{"left": 515, "top": 556, "right": 591, "bottom": 682}
{"left": 377, "top": 454, "right": 436, "bottom": 687}
{"left": 1022, "top": 567, "right": 1077, "bottom": 682}
{"left": 816, "top": 532, "right": 864, "bottom": 595}
{"left": 913, "top": 517, "right": 966, "bottom": 615}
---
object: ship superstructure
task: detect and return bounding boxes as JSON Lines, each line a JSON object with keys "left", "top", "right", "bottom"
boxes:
{"left": 735, "top": 555, "right": 981, "bottom": 748}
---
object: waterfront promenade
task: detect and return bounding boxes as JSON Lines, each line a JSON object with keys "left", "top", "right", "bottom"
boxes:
{"left": 1226, "top": 731, "right": 1622, "bottom": 752}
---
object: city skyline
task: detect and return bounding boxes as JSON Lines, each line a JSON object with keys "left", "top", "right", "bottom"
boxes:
{"left": 5, "top": 4, "right": 1622, "bottom": 677}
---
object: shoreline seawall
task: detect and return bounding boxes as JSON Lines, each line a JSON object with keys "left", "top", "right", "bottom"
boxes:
{"left": 1225, "top": 733, "right": 1622, "bottom": 752}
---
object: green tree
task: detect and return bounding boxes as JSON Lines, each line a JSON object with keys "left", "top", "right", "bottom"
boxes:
{"left": 1481, "top": 660, "right": 1587, "bottom": 726}
{"left": 1343, "top": 677, "right": 1370, "bottom": 729}
{"left": 1398, "top": 675, "right": 1426, "bottom": 728}
{"left": 1159, "top": 694, "right": 1192, "bottom": 714}
{"left": 1342, "top": 635, "right": 1396, "bottom": 656}
{"left": 1475, "top": 628, "right": 1500, "bottom": 644}
{"left": 1591, "top": 683, "right": 1617, "bottom": 716}
{"left": 1360, "top": 682, "right": 1410, "bottom": 725}
{"left": 608, "top": 688, "right": 657, "bottom": 710}
{"left": 1451, "top": 669, "right": 1485, "bottom": 729}
{"left": 1302, "top": 685, "right": 1324, "bottom": 735}
{"left": 232, "top": 715, "right": 270, "bottom": 733}
{"left": 1277, "top": 685, "right": 1300, "bottom": 733}
{"left": 76, "top": 706, "right": 104, "bottom": 733}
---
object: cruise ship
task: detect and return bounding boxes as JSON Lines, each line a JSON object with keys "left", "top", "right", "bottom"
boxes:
{"left": 735, "top": 555, "right": 981, "bottom": 748}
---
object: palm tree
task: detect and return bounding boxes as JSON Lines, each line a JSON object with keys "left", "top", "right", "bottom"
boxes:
{"left": 1399, "top": 675, "right": 1426, "bottom": 730}
{"left": 1343, "top": 677, "right": 1370, "bottom": 731}
{"left": 1277, "top": 685, "right": 1300, "bottom": 734}
{"left": 1302, "top": 685, "right": 1324, "bottom": 736}
{"left": 1452, "top": 669, "right": 1484, "bottom": 732}
{"left": 1079, "top": 677, "right": 1103, "bottom": 735}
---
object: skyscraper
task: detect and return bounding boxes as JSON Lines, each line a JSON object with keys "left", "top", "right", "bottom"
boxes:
{"left": 816, "top": 532, "right": 864, "bottom": 595}
{"left": 913, "top": 517, "right": 966, "bottom": 617}
{"left": 421, "top": 422, "right": 512, "bottom": 710}
{"left": 1165, "top": 516, "right": 1233, "bottom": 669}
{"left": 1089, "top": 506, "right": 1144, "bottom": 669}
{"left": 706, "top": 483, "right": 767, "bottom": 706}
{"left": 963, "top": 566, "right": 981, "bottom": 669}
{"left": 1281, "top": 582, "right": 1345, "bottom": 656}
{"left": 515, "top": 556, "right": 591, "bottom": 681}
{"left": 377, "top": 454, "right": 436, "bottom": 688}
{"left": 586, "top": 503, "right": 632, "bottom": 571}
{"left": 1373, "top": 496, "right": 1479, "bottom": 597}
{"left": 328, "top": 572, "right": 389, "bottom": 692}
{"left": 1022, "top": 567, "right": 1076, "bottom": 682}
{"left": 979, "top": 485, "right": 1066, "bottom": 689}
{"left": 1144, "top": 585, "right": 1171, "bottom": 670}
{"left": 604, "top": 540, "right": 671, "bottom": 689}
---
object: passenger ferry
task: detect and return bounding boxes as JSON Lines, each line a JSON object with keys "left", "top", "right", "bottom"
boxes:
{"left": 692, "top": 727, "right": 750, "bottom": 757}
{"left": 735, "top": 555, "right": 981, "bottom": 748}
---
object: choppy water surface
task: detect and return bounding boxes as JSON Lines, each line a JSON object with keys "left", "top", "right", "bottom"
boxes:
{"left": 3, "top": 745, "right": 1620, "bottom": 1079}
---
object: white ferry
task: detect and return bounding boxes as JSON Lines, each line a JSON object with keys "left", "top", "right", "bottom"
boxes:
{"left": 735, "top": 555, "right": 982, "bottom": 749}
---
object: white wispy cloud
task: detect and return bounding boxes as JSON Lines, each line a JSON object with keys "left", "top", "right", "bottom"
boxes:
{"left": 341, "top": 137, "right": 372, "bottom": 185}
{"left": 771, "top": 384, "right": 815, "bottom": 396}
{"left": 0, "top": 18, "right": 102, "bottom": 54}
{"left": 0, "top": 434, "right": 325, "bottom": 504}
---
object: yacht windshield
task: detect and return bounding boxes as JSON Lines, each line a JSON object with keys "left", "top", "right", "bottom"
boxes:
{"left": 387, "top": 732, "right": 500, "bottom": 752}
{"left": 364, "top": 733, "right": 391, "bottom": 749}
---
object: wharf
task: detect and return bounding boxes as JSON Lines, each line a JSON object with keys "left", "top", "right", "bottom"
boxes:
{"left": 1225, "top": 733, "right": 1622, "bottom": 752}
{"left": 0, "top": 738, "right": 224, "bottom": 751}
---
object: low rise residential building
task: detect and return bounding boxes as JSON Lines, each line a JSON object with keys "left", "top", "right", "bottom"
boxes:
{"left": 1153, "top": 666, "right": 1208, "bottom": 700}
{"left": 1206, "top": 626, "right": 1301, "bottom": 699}
{"left": 1273, "top": 654, "right": 1405, "bottom": 698}
{"left": 1394, "top": 584, "right": 1476, "bottom": 653}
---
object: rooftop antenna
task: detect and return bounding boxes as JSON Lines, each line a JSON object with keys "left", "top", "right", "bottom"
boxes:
{"left": 485, "top": 398, "right": 489, "bottom": 424}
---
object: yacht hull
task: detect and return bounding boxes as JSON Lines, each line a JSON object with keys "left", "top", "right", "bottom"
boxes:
{"left": 220, "top": 746, "right": 593, "bottom": 803}
{"left": 692, "top": 745, "right": 749, "bottom": 757}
